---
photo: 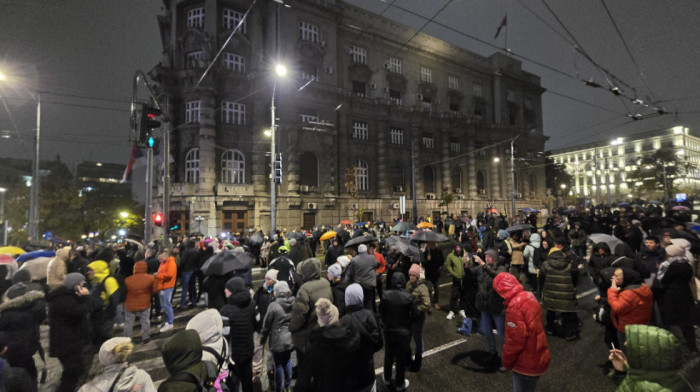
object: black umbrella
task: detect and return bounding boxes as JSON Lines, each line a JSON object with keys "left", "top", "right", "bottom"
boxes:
{"left": 384, "top": 236, "right": 422, "bottom": 259}
{"left": 391, "top": 222, "right": 417, "bottom": 232}
{"left": 285, "top": 232, "right": 305, "bottom": 240}
{"left": 344, "top": 234, "right": 377, "bottom": 248}
{"left": 248, "top": 233, "right": 263, "bottom": 245}
{"left": 188, "top": 232, "right": 204, "bottom": 237}
{"left": 506, "top": 224, "right": 536, "bottom": 233}
{"left": 651, "top": 228, "right": 700, "bottom": 254}
{"left": 410, "top": 231, "right": 449, "bottom": 242}
{"left": 202, "top": 250, "right": 253, "bottom": 276}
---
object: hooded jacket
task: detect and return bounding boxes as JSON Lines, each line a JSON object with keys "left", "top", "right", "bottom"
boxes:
{"left": 607, "top": 280, "right": 653, "bottom": 333}
{"left": 289, "top": 258, "right": 332, "bottom": 353}
{"left": 307, "top": 323, "right": 361, "bottom": 392}
{"left": 346, "top": 253, "right": 377, "bottom": 289}
{"left": 186, "top": 309, "right": 228, "bottom": 366}
{"left": 615, "top": 325, "right": 692, "bottom": 392}
{"left": 406, "top": 278, "right": 431, "bottom": 315}
{"left": 523, "top": 234, "right": 542, "bottom": 275}
{"left": 87, "top": 260, "right": 120, "bottom": 310}
{"left": 159, "top": 330, "right": 209, "bottom": 392}
{"left": 46, "top": 247, "right": 71, "bottom": 289}
{"left": 156, "top": 256, "right": 177, "bottom": 290}
{"left": 493, "top": 273, "right": 550, "bottom": 376}
{"left": 507, "top": 237, "right": 526, "bottom": 266}
{"left": 612, "top": 244, "right": 650, "bottom": 280}
{"left": 78, "top": 362, "right": 156, "bottom": 392}
{"left": 658, "top": 257, "right": 694, "bottom": 326}
{"left": 471, "top": 262, "right": 507, "bottom": 315}
{"left": 219, "top": 280, "right": 256, "bottom": 362}
{"left": 124, "top": 261, "right": 158, "bottom": 312}
{"left": 541, "top": 248, "right": 577, "bottom": 313}
{"left": 379, "top": 273, "right": 419, "bottom": 334}
{"left": 445, "top": 250, "right": 466, "bottom": 279}
{"left": 0, "top": 288, "right": 45, "bottom": 363}
{"left": 47, "top": 285, "right": 91, "bottom": 357}
{"left": 260, "top": 291, "right": 295, "bottom": 353}
{"left": 589, "top": 242, "right": 614, "bottom": 285}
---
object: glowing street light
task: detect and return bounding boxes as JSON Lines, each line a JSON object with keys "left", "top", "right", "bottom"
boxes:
{"left": 119, "top": 211, "right": 129, "bottom": 219}
{"left": 275, "top": 64, "right": 287, "bottom": 77}
{"left": 270, "top": 63, "right": 287, "bottom": 234}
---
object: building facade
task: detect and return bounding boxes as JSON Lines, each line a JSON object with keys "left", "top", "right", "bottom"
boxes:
{"left": 149, "top": 0, "right": 547, "bottom": 236}
{"left": 549, "top": 126, "right": 700, "bottom": 202}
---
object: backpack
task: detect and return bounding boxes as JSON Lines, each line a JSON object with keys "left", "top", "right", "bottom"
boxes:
{"left": 164, "top": 361, "right": 220, "bottom": 392}
{"left": 526, "top": 244, "right": 543, "bottom": 269}
{"left": 201, "top": 339, "right": 233, "bottom": 392}
{"left": 90, "top": 275, "right": 121, "bottom": 316}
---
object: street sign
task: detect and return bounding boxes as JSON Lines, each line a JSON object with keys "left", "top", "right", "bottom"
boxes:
{"left": 399, "top": 196, "right": 406, "bottom": 214}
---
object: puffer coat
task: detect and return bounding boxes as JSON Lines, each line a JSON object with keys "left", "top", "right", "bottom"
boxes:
{"left": 541, "top": 249, "right": 577, "bottom": 312}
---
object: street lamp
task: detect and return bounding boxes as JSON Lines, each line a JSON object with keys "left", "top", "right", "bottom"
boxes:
{"left": 270, "top": 63, "right": 287, "bottom": 235}
{"left": 119, "top": 211, "right": 129, "bottom": 219}
{"left": 0, "top": 187, "right": 6, "bottom": 246}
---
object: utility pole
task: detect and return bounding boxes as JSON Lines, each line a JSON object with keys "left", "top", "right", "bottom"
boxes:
{"left": 593, "top": 148, "right": 600, "bottom": 205}
{"left": 162, "top": 98, "right": 170, "bottom": 244}
{"left": 145, "top": 147, "right": 153, "bottom": 244}
{"left": 28, "top": 94, "right": 41, "bottom": 243}
{"left": 510, "top": 134, "right": 521, "bottom": 221}
{"left": 411, "top": 140, "right": 418, "bottom": 224}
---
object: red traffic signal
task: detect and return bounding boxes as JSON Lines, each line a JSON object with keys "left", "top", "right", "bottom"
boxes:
{"left": 153, "top": 212, "right": 163, "bottom": 227}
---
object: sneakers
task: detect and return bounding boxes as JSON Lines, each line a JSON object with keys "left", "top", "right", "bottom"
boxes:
{"left": 396, "top": 379, "right": 410, "bottom": 391}
{"left": 458, "top": 310, "right": 466, "bottom": 318}
{"left": 498, "top": 366, "right": 507, "bottom": 373}
{"left": 446, "top": 311, "right": 455, "bottom": 320}
{"left": 159, "top": 323, "right": 173, "bottom": 333}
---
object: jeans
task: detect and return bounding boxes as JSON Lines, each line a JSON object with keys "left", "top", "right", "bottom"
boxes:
{"left": 411, "top": 320, "right": 424, "bottom": 358}
{"left": 179, "top": 271, "right": 197, "bottom": 308}
{"left": 115, "top": 302, "right": 125, "bottom": 324}
{"left": 271, "top": 350, "right": 292, "bottom": 392}
{"left": 512, "top": 372, "right": 539, "bottom": 392}
{"left": 450, "top": 277, "right": 464, "bottom": 312}
{"left": 426, "top": 271, "right": 440, "bottom": 305}
{"left": 383, "top": 331, "right": 410, "bottom": 389}
{"left": 480, "top": 311, "right": 505, "bottom": 355}
{"left": 159, "top": 287, "right": 174, "bottom": 324}
{"left": 124, "top": 307, "right": 151, "bottom": 340}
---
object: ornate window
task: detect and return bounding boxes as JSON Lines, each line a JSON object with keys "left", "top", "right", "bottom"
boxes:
{"left": 355, "top": 160, "right": 369, "bottom": 191}
{"left": 185, "top": 148, "right": 200, "bottom": 184}
{"left": 222, "top": 101, "right": 245, "bottom": 125}
{"left": 222, "top": 149, "right": 245, "bottom": 184}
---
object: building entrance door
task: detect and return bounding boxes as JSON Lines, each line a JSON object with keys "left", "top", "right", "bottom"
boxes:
{"left": 169, "top": 210, "right": 190, "bottom": 236}
{"left": 362, "top": 211, "right": 373, "bottom": 223}
{"left": 303, "top": 213, "right": 316, "bottom": 230}
{"left": 222, "top": 210, "right": 248, "bottom": 234}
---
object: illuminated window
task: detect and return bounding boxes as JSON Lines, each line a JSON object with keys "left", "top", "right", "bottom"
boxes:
{"left": 420, "top": 67, "right": 433, "bottom": 83}
{"left": 299, "top": 21, "right": 319, "bottom": 43}
{"left": 350, "top": 46, "right": 367, "bottom": 64}
{"left": 386, "top": 58, "right": 402, "bottom": 74}
{"left": 355, "top": 160, "right": 369, "bottom": 191}
{"left": 390, "top": 127, "right": 404, "bottom": 145}
{"left": 352, "top": 121, "right": 368, "bottom": 140}
{"left": 222, "top": 101, "right": 245, "bottom": 125}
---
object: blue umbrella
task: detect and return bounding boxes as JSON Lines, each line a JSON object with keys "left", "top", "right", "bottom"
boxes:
{"left": 16, "top": 250, "right": 55, "bottom": 263}
{"left": 618, "top": 202, "right": 630, "bottom": 207}
{"left": 522, "top": 207, "right": 540, "bottom": 213}
{"left": 689, "top": 225, "right": 700, "bottom": 233}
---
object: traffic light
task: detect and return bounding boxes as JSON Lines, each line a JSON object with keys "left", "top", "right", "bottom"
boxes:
{"left": 153, "top": 212, "right": 163, "bottom": 227}
{"left": 274, "top": 153, "right": 283, "bottom": 184}
{"left": 138, "top": 104, "right": 162, "bottom": 146}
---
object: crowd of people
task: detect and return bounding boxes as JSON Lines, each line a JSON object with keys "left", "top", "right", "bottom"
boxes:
{"left": 0, "top": 204, "right": 697, "bottom": 391}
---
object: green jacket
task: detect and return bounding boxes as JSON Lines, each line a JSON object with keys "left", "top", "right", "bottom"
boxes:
{"left": 445, "top": 251, "right": 466, "bottom": 280}
{"left": 159, "top": 330, "right": 209, "bottom": 392}
{"left": 541, "top": 249, "right": 577, "bottom": 312}
{"left": 406, "top": 279, "right": 431, "bottom": 313}
{"left": 616, "top": 325, "right": 691, "bottom": 392}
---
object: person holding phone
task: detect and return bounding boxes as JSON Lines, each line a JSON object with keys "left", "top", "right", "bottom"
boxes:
{"left": 445, "top": 244, "right": 468, "bottom": 320}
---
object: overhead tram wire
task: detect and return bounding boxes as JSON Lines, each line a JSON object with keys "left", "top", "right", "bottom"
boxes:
{"left": 513, "top": 0, "right": 575, "bottom": 46}
{"left": 598, "top": 0, "right": 657, "bottom": 103}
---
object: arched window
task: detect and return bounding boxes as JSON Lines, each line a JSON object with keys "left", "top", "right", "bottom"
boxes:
{"left": 390, "top": 165, "right": 404, "bottom": 189}
{"left": 355, "top": 160, "right": 368, "bottom": 191}
{"left": 222, "top": 149, "right": 245, "bottom": 184}
{"left": 423, "top": 166, "right": 435, "bottom": 193}
{"left": 477, "top": 170, "right": 486, "bottom": 193}
{"left": 185, "top": 148, "right": 200, "bottom": 184}
{"left": 451, "top": 167, "right": 462, "bottom": 192}
{"left": 299, "top": 152, "right": 318, "bottom": 187}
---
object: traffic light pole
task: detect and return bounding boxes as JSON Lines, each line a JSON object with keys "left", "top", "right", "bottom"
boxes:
{"left": 144, "top": 146, "right": 153, "bottom": 244}
{"left": 162, "top": 97, "right": 170, "bottom": 244}
{"left": 270, "top": 83, "right": 277, "bottom": 235}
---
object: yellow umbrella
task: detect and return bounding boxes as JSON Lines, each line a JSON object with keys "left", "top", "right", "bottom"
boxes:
{"left": 320, "top": 231, "right": 337, "bottom": 241}
{"left": 417, "top": 222, "right": 435, "bottom": 229}
{"left": 0, "top": 246, "right": 25, "bottom": 256}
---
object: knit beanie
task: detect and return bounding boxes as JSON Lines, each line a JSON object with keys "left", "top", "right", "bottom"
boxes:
{"left": 63, "top": 272, "right": 85, "bottom": 290}
{"left": 665, "top": 244, "right": 684, "bottom": 258}
{"left": 498, "top": 229, "right": 508, "bottom": 240}
{"left": 12, "top": 269, "right": 31, "bottom": 285}
{"left": 225, "top": 277, "right": 246, "bottom": 294}
{"left": 273, "top": 281, "right": 290, "bottom": 296}
{"left": 336, "top": 255, "right": 351, "bottom": 270}
{"left": 315, "top": 298, "right": 339, "bottom": 327}
{"left": 408, "top": 263, "right": 421, "bottom": 279}
{"left": 357, "top": 244, "right": 368, "bottom": 254}
{"left": 327, "top": 264, "right": 342, "bottom": 280}
{"left": 98, "top": 337, "right": 133, "bottom": 366}
{"left": 344, "top": 283, "right": 363, "bottom": 306}
{"left": 484, "top": 249, "right": 499, "bottom": 261}
{"left": 265, "top": 269, "right": 279, "bottom": 282}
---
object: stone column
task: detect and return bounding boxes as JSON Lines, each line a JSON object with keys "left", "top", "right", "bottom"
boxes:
{"left": 466, "top": 133, "right": 477, "bottom": 198}
{"left": 441, "top": 132, "right": 451, "bottom": 193}
{"left": 377, "top": 119, "right": 389, "bottom": 197}
{"left": 413, "top": 129, "right": 424, "bottom": 198}
{"left": 198, "top": 92, "right": 217, "bottom": 191}
{"left": 493, "top": 73, "right": 502, "bottom": 124}
{"left": 490, "top": 148, "right": 501, "bottom": 199}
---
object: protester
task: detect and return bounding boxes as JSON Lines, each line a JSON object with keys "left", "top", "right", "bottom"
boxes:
{"left": 657, "top": 245, "right": 697, "bottom": 352}
{"left": 607, "top": 267, "right": 653, "bottom": 350}
{"left": 124, "top": 260, "right": 158, "bottom": 343}
{"left": 472, "top": 250, "right": 507, "bottom": 371}
{"left": 158, "top": 330, "right": 210, "bottom": 392}
{"left": 541, "top": 239, "right": 580, "bottom": 341}
{"left": 379, "top": 272, "right": 419, "bottom": 391}
{"left": 260, "top": 281, "right": 295, "bottom": 392}
{"left": 327, "top": 263, "right": 347, "bottom": 316}
{"left": 155, "top": 250, "right": 177, "bottom": 332}
{"left": 77, "top": 337, "right": 156, "bottom": 392}
{"left": 493, "top": 272, "right": 551, "bottom": 392}
{"left": 47, "top": 273, "right": 92, "bottom": 392}
{"left": 405, "top": 264, "right": 430, "bottom": 372}
{"left": 178, "top": 240, "right": 200, "bottom": 309}
{"left": 219, "top": 277, "right": 256, "bottom": 392}
{"left": 346, "top": 244, "right": 378, "bottom": 311}
{"left": 86, "top": 260, "right": 120, "bottom": 346}
{"left": 423, "top": 241, "right": 445, "bottom": 309}
{"left": 445, "top": 244, "right": 467, "bottom": 320}
{"left": 369, "top": 243, "right": 386, "bottom": 300}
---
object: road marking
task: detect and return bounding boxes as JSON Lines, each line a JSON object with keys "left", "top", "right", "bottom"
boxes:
{"left": 375, "top": 338, "right": 469, "bottom": 375}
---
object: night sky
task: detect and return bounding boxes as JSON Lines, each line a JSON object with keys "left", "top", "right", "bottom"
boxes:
{"left": 2, "top": 0, "right": 699, "bottom": 173}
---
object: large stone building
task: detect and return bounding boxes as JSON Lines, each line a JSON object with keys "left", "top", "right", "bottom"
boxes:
{"left": 149, "top": 0, "right": 547, "bottom": 236}
{"left": 549, "top": 126, "right": 700, "bottom": 202}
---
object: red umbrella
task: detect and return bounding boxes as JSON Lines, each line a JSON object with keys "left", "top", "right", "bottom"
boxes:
{"left": 487, "top": 208, "right": 499, "bottom": 213}
{"left": 0, "top": 254, "right": 14, "bottom": 265}
{"left": 340, "top": 220, "right": 352, "bottom": 225}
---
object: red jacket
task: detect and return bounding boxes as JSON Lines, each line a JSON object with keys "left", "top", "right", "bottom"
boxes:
{"left": 124, "top": 261, "right": 159, "bottom": 312}
{"left": 607, "top": 284, "right": 653, "bottom": 333}
{"left": 493, "top": 272, "right": 550, "bottom": 376}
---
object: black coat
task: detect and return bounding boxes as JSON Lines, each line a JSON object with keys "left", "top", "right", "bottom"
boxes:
{"left": 339, "top": 304, "right": 382, "bottom": 391}
{"left": 219, "top": 289, "right": 256, "bottom": 362}
{"left": 307, "top": 323, "right": 360, "bottom": 392}
{"left": 253, "top": 286, "right": 273, "bottom": 332}
{"left": 179, "top": 246, "right": 201, "bottom": 273}
{"left": 0, "top": 289, "right": 45, "bottom": 364}
{"left": 379, "top": 274, "right": 419, "bottom": 334}
{"left": 330, "top": 280, "right": 348, "bottom": 317}
{"left": 202, "top": 273, "right": 232, "bottom": 311}
{"left": 660, "top": 261, "right": 694, "bottom": 326}
{"left": 472, "top": 263, "right": 506, "bottom": 314}
{"left": 46, "top": 286, "right": 91, "bottom": 357}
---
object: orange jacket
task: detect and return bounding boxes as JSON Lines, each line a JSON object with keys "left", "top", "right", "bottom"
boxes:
{"left": 156, "top": 256, "right": 177, "bottom": 290}
{"left": 607, "top": 284, "right": 653, "bottom": 333}
{"left": 374, "top": 252, "right": 386, "bottom": 274}
{"left": 124, "top": 261, "right": 159, "bottom": 312}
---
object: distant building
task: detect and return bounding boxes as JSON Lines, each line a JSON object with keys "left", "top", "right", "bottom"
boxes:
{"left": 76, "top": 161, "right": 130, "bottom": 197}
{"left": 548, "top": 126, "right": 700, "bottom": 202}
{"left": 0, "top": 157, "right": 52, "bottom": 188}
{"left": 149, "top": 0, "right": 547, "bottom": 236}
